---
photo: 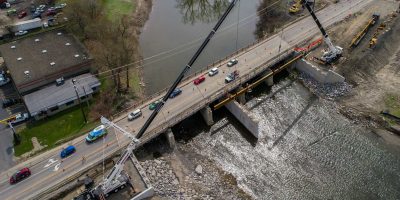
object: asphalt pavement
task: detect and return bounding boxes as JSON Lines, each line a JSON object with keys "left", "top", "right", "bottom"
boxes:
{"left": 0, "top": 0, "right": 375, "bottom": 199}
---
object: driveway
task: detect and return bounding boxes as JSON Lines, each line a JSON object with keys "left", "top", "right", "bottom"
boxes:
{"left": 0, "top": 82, "right": 26, "bottom": 173}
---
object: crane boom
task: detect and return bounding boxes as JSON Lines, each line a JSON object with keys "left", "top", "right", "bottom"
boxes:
{"left": 301, "top": 0, "right": 342, "bottom": 63}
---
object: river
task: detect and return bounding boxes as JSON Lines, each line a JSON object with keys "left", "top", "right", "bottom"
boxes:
{"left": 139, "top": 0, "right": 262, "bottom": 94}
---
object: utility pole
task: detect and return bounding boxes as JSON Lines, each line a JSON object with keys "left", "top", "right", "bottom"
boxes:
{"left": 72, "top": 79, "right": 87, "bottom": 124}
{"left": 9, "top": 122, "right": 20, "bottom": 145}
{"left": 82, "top": 86, "right": 90, "bottom": 108}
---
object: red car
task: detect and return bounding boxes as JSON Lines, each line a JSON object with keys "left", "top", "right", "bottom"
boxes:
{"left": 193, "top": 76, "right": 205, "bottom": 85}
{"left": 45, "top": 10, "right": 57, "bottom": 16}
{"left": 18, "top": 11, "right": 27, "bottom": 19}
{"left": 9, "top": 167, "right": 31, "bottom": 184}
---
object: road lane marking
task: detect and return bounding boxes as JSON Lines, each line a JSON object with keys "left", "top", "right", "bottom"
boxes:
{"left": 44, "top": 159, "right": 57, "bottom": 168}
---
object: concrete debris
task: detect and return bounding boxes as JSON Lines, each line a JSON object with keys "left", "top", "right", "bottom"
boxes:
{"left": 140, "top": 156, "right": 248, "bottom": 200}
{"left": 195, "top": 165, "right": 203, "bottom": 175}
{"left": 299, "top": 72, "right": 352, "bottom": 99}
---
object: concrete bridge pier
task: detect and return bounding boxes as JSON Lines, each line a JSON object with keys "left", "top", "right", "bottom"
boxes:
{"left": 236, "top": 86, "right": 246, "bottom": 105}
{"left": 164, "top": 128, "right": 176, "bottom": 150}
{"left": 263, "top": 68, "right": 274, "bottom": 86}
{"left": 200, "top": 105, "right": 214, "bottom": 126}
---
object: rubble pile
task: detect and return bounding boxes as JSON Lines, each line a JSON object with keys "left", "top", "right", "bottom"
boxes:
{"left": 141, "top": 155, "right": 249, "bottom": 200}
{"left": 141, "top": 159, "right": 182, "bottom": 199}
{"left": 299, "top": 72, "right": 352, "bottom": 99}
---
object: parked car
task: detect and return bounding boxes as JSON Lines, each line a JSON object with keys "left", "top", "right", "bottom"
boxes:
{"left": 0, "top": 2, "right": 10, "bottom": 9}
{"left": 32, "top": 11, "right": 41, "bottom": 18}
{"left": 227, "top": 59, "right": 238, "bottom": 67}
{"left": 15, "top": 30, "right": 28, "bottom": 36}
{"left": 208, "top": 67, "right": 219, "bottom": 76}
{"left": 55, "top": 3, "right": 67, "bottom": 9}
{"left": 193, "top": 76, "right": 205, "bottom": 85}
{"left": 225, "top": 70, "right": 239, "bottom": 83}
{"left": 0, "top": 74, "right": 10, "bottom": 86}
{"left": 18, "top": 11, "right": 27, "bottom": 19}
{"left": 149, "top": 99, "right": 161, "bottom": 110}
{"left": 2, "top": 98, "right": 21, "bottom": 108}
{"left": 86, "top": 125, "right": 107, "bottom": 143}
{"left": 9, "top": 168, "right": 31, "bottom": 184}
{"left": 169, "top": 88, "right": 182, "bottom": 98}
{"left": 8, "top": 112, "right": 29, "bottom": 125}
{"left": 45, "top": 10, "right": 56, "bottom": 16}
{"left": 128, "top": 109, "right": 142, "bottom": 121}
{"left": 6, "top": 9, "right": 16, "bottom": 16}
{"left": 60, "top": 145, "right": 76, "bottom": 158}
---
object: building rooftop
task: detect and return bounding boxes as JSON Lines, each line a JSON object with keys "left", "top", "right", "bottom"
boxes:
{"left": 23, "top": 73, "right": 100, "bottom": 116}
{"left": 0, "top": 29, "right": 90, "bottom": 91}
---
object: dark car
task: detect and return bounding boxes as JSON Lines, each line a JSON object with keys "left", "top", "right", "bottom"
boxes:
{"left": 225, "top": 70, "right": 239, "bottom": 83}
{"left": 60, "top": 145, "right": 76, "bottom": 158}
{"left": 32, "top": 11, "right": 41, "bottom": 18}
{"left": 9, "top": 167, "right": 31, "bottom": 184}
{"left": 2, "top": 98, "right": 21, "bottom": 108}
{"left": 169, "top": 88, "right": 182, "bottom": 98}
{"left": 193, "top": 76, "right": 206, "bottom": 85}
{"left": 45, "top": 10, "right": 57, "bottom": 16}
{"left": 18, "top": 11, "right": 27, "bottom": 19}
{"left": 149, "top": 99, "right": 161, "bottom": 110}
{"left": 227, "top": 59, "right": 238, "bottom": 67}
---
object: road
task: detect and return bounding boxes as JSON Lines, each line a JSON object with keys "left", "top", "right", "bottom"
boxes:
{"left": 0, "top": 0, "right": 373, "bottom": 199}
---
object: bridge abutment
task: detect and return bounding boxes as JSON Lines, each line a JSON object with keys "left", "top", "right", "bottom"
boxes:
{"left": 225, "top": 101, "right": 261, "bottom": 139}
{"left": 200, "top": 105, "right": 214, "bottom": 126}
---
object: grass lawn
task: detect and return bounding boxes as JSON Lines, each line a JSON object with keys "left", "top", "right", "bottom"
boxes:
{"left": 385, "top": 94, "right": 400, "bottom": 117}
{"left": 14, "top": 106, "right": 97, "bottom": 157}
{"left": 102, "top": 0, "right": 136, "bottom": 21}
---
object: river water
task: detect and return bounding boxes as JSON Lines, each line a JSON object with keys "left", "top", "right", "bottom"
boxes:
{"left": 139, "top": 0, "right": 261, "bottom": 94}
{"left": 177, "top": 78, "right": 400, "bottom": 199}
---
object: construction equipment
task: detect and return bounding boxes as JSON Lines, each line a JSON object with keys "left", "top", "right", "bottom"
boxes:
{"left": 301, "top": 0, "right": 343, "bottom": 64}
{"left": 349, "top": 13, "right": 380, "bottom": 48}
{"left": 76, "top": 1, "right": 239, "bottom": 199}
{"left": 289, "top": 0, "right": 302, "bottom": 14}
{"left": 369, "top": 23, "right": 385, "bottom": 48}
{"left": 289, "top": 0, "right": 314, "bottom": 14}
{"left": 294, "top": 37, "right": 323, "bottom": 53}
{"left": 370, "top": 12, "right": 398, "bottom": 49}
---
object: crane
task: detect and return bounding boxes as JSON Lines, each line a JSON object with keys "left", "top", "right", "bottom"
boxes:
{"left": 301, "top": 0, "right": 342, "bottom": 64}
{"left": 77, "top": 0, "right": 239, "bottom": 199}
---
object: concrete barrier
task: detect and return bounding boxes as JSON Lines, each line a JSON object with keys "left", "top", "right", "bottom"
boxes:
{"left": 225, "top": 101, "right": 260, "bottom": 138}
{"left": 295, "top": 59, "right": 345, "bottom": 83}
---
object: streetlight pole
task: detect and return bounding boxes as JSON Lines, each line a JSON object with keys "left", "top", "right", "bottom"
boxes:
{"left": 72, "top": 79, "right": 87, "bottom": 124}
{"left": 8, "top": 122, "right": 20, "bottom": 145}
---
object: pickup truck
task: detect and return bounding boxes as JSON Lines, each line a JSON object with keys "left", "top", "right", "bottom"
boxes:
{"left": 225, "top": 70, "right": 239, "bottom": 83}
{"left": 8, "top": 113, "right": 29, "bottom": 125}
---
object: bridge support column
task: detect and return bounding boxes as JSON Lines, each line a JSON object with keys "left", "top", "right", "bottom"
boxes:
{"left": 236, "top": 86, "right": 246, "bottom": 105}
{"left": 164, "top": 128, "right": 176, "bottom": 150}
{"left": 264, "top": 68, "right": 274, "bottom": 87}
{"left": 200, "top": 105, "right": 214, "bottom": 126}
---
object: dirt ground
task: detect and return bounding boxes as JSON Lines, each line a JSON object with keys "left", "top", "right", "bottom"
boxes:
{"left": 327, "top": 0, "right": 400, "bottom": 125}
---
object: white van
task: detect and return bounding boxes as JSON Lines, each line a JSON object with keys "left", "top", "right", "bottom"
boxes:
{"left": 208, "top": 67, "right": 219, "bottom": 76}
{"left": 128, "top": 109, "right": 142, "bottom": 121}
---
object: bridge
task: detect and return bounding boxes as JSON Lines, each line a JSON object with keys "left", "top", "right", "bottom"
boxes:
{"left": 0, "top": 0, "right": 372, "bottom": 199}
